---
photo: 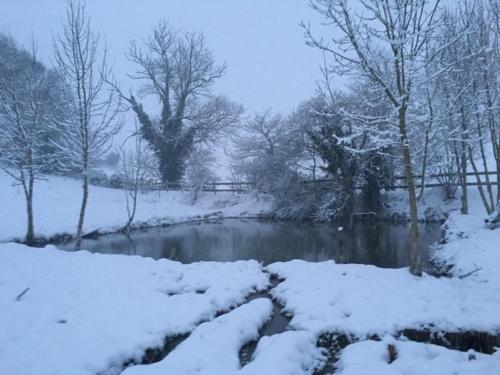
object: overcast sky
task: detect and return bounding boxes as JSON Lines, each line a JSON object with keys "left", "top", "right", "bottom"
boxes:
{"left": 0, "top": 0, "right": 327, "bottom": 114}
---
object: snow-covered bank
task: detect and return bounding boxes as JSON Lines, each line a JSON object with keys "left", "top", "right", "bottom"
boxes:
{"left": 386, "top": 184, "right": 500, "bottom": 287}
{"left": 432, "top": 199, "right": 500, "bottom": 286}
{"left": 0, "top": 173, "right": 271, "bottom": 242}
{"left": 267, "top": 260, "right": 500, "bottom": 338}
{"left": 0, "top": 243, "right": 268, "bottom": 375}
{"left": 335, "top": 337, "right": 500, "bottom": 375}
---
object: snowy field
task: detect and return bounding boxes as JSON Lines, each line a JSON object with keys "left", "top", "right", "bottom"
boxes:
{"left": 0, "top": 173, "right": 499, "bottom": 374}
{"left": 0, "top": 172, "right": 271, "bottom": 242}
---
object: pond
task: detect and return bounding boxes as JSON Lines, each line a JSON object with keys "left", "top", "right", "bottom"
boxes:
{"left": 57, "top": 219, "right": 443, "bottom": 269}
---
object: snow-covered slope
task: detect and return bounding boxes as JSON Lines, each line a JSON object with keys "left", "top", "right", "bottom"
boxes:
{"left": 0, "top": 172, "right": 271, "bottom": 242}
{"left": 433, "top": 194, "right": 500, "bottom": 286}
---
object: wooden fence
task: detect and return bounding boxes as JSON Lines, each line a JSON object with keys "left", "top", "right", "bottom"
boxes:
{"left": 388, "top": 171, "right": 498, "bottom": 190}
{"left": 302, "top": 171, "right": 498, "bottom": 190}
{"left": 138, "top": 181, "right": 253, "bottom": 193}
{"left": 136, "top": 171, "right": 497, "bottom": 193}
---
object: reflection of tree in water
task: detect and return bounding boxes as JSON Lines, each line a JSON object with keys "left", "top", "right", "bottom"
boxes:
{"left": 354, "top": 222, "right": 385, "bottom": 266}
{"left": 158, "top": 236, "right": 183, "bottom": 261}
{"left": 256, "top": 222, "right": 340, "bottom": 263}
{"left": 71, "top": 220, "right": 441, "bottom": 267}
{"left": 336, "top": 229, "right": 357, "bottom": 264}
{"left": 123, "top": 233, "right": 137, "bottom": 256}
{"left": 350, "top": 222, "right": 407, "bottom": 268}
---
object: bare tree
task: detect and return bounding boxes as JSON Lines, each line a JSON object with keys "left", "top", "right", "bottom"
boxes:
{"left": 124, "top": 21, "right": 242, "bottom": 184}
{"left": 231, "top": 111, "right": 310, "bottom": 215}
{"left": 54, "top": 0, "right": 122, "bottom": 250}
{"left": 415, "top": 43, "right": 440, "bottom": 200}
{"left": 434, "top": 1, "right": 499, "bottom": 215}
{"left": 467, "top": 0, "right": 499, "bottom": 206}
{"left": 489, "top": 0, "right": 500, "bottom": 203}
{"left": 233, "top": 110, "right": 286, "bottom": 162}
{"left": 0, "top": 37, "right": 59, "bottom": 244}
{"left": 231, "top": 111, "right": 298, "bottom": 191}
{"left": 120, "top": 125, "right": 148, "bottom": 231}
{"left": 183, "top": 146, "right": 217, "bottom": 202}
{"left": 305, "top": 0, "right": 445, "bottom": 275}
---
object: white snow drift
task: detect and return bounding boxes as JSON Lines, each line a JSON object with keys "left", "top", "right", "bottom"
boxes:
{"left": 0, "top": 243, "right": 268, "bottom": 375}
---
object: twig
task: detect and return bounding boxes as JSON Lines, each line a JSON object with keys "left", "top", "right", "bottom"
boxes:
{"left": 458, "top": 268, "right": 482, "bottom": 279}
{"left": 15, "top": 287, "right": 30, "bottom": 301}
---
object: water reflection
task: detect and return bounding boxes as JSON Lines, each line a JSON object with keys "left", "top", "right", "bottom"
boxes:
{"left": 58, "top": 219, "right": 442, "bottom": 269}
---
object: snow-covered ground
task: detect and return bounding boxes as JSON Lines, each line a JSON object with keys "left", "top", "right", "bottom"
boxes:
{"left": 0, "top": 172, "right": 271, "bottom": 242}
{"left": 123, "top": 300, "right": 322, "bottom": 375}
{"left": 0, "top": 243, "right": 325, "bottom": 375}
{"left": 433, "top": 196, "right": 500, "bottom": 286}
{"left": 268, "top": 259, "right": 500, "bottom": 337}
{"left": 1, "top": 172, "right": 499, "bottom": 374}
{"left": 0, "top": 243, "right": 269, "bottom": 375}
{"left": 335, "top": 337, "right": 500, "bottom": 375}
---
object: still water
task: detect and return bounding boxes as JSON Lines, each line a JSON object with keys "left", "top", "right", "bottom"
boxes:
{"left": 58, "top": 219, "right": 442, "bottom": 268}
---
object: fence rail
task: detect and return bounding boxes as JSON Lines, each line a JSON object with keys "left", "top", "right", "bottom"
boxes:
{"left": 394, "top": 170, "right": 498, "bottom": 180}
{"left": 132, "top": 170, "right": 497, "bottom": 193}
{"left": 301, "top": 171, "right": 498, "bottom": 190}
{"left": 137, "top": 181, "right": 254, "bottom": 193}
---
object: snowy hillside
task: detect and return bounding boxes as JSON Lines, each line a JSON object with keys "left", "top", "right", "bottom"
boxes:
{"left": 0, "top": 172, "right": 272, "bottom": 242}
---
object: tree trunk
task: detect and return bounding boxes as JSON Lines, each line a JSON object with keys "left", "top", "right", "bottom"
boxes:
{"left": 481, "top": 68, "right": 499, "bottom": 202}
{"left": 75, "top": 174, "right": 89, "bottom": 250}
{"left": 418, "top": 91, "right": 433, "bottom": 200}
{"left": 459, "top": 150, "right": 468, "bottom": 215}
{"left": 489, "top": 127, "right": 500, "bottom": 202}
{"left": 468, "top": 145, "right": 492, "bottom": 214}
{"left": 459, "top": 108, "right": 469, "bottom": 215}
{"left": 497, "top": 158, "right": 500, "bottom": 203}
{"left": 123, "top": 188, "right": 138, "bottom": 231}
{"left": 399, "top": 106, "right": 421, "bottom": 276}
{"left": 475, "top": 114, "right": 495, "bottom": 209}
{"left": 417, "top": 125, "right": 431, "bottom": 200}
{"left": 160, "top": 149, "right": 185, "bottom": 184}
{"left": 131, "top": 98, "right": 191, "bottom": 185}
{"left": 24, "top": 177, "right": 35, "bottom": 245}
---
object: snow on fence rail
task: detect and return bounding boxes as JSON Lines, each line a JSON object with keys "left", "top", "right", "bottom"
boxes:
{"left": 303, "top": 171, "right": 498, "bottom": 191}
{"left": 122, "top": 170, "right": 497, "bottom": 193}
{"left": 137, "top": 181, "right": 254, "bottom": 193}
